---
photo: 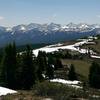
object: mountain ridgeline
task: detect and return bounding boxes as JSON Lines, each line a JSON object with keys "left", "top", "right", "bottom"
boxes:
{"left": 0, "top": 23, "right": 100, "bottom": 47}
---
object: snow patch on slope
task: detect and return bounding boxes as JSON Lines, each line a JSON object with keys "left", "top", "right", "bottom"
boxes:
{"left": 6, "top": 27, "right": 12, "bottom": 32}
{"left": 0, "top": 86, "right": 17, "bottom": 96}
{"left": 91, "top": 55, "right": 100, "bottom": 59}
{"left": 50, "top": 79, "right": 82, "bottom": 89}
{"left": 32, "top": 36, "right": 100, "bottom": 59}
{"left": 33, "top": 39, "right": 95, "bottom": 56}
{"left": 20, "top": 26, "right": 26, "bottom": 31}
{"left": 50, "top": 79, "right": 80, "bottom": 84}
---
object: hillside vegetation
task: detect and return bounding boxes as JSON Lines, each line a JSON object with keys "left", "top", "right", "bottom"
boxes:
{"left": 0, "top": 35, "right": 100, "bottom": 100}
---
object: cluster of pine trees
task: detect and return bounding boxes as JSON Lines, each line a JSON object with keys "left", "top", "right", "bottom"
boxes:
{"left": 0, "top": 43, "right": 63, "bottom": 90}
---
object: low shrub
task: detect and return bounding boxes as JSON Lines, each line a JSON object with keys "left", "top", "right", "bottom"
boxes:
{"left": 33, "top": 81, "right": 89, "bottom": 100}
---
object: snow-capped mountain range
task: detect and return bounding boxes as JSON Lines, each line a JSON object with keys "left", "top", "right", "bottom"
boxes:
{"left": 4, "top": 23, "right": 100, "bottom": 32}
{"left": 0, "top": 23, "right": 100, "bottom": 47}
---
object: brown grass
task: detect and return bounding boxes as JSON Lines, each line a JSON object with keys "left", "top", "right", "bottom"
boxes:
{"left": 61, "top": 59, "right": 91, "bottom": 79}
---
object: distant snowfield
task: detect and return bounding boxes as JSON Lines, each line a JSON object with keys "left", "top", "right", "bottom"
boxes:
{"left": 50, "top": 79, "right": 82, "bottom": 89}
{"left": 0, "top": 87, "right": 17, "bottom": 96}
{"left": 33, "top": 38, "right": 100, "bottom": 59}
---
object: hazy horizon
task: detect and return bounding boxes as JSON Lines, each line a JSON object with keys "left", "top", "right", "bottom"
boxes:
{"left": 0, "top": 0, "right": 100, "bottom": 27}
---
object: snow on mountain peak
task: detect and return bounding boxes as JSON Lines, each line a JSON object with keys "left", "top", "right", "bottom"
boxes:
{"left": 47, "top": 23, "right": 61, "bottom": 31}
{"left": 12, "top": 25, "right": 26, "bottom": 32}
{"left": 62, "top": 25, "right": 69, "bottom": 29}
{"left": 6, "top": 27, "right": 12, "bottom": 32}
{"left": 78, "top": 23, "right": 89, "bottom": 29}
{"left": 0, "top": 22, "right": 100, "bottom": 34}
{"left": 20, "top": 26, "right": 26, "bottom": 31}
{"left": 66, "top": 23, "right": 77, "bottom": 28}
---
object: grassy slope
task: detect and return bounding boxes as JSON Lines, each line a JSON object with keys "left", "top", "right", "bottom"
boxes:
{"left": 61, "top": 59, "right": 91, "bottom": 79}
{"left": 91, "top": 39, "right": 100, "bottom": 53}
{"left": 82, "top": 39, "right": 100, "bottom": 54}
{"left": 1, "top": 82, "right": 100, "bottom": 100}
{"left": 61, "top": 38, "right": 100, "bottom": 80}
{"left": 92, "top": 39, "right": 100, "bottom": 53}
{"left": 0, "top": 82, "right": 89, "bottom": 100}
{"left": 0, "top": 90, "right": 44, "bottom": 100}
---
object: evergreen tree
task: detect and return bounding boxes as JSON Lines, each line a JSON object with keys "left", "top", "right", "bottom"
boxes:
{"left": 15, "top": 53, "right": 23, "bottom": 89}
{"left": 21, "top": 45, "right": 36, "bottom": 89}
{"left": 0, "top": 43, "right": 17, "bottom": 88}
{"left": 46, "top": 55, "right": 54, "bottom": 79}
{"left": 68, "top": 64, "right": 77, "bottom": 81}
{"left": 89, "top": 62, "right": 100, "bottom": 88}
{"left": 54, "top": 58, "right": 63, "bottom": 70}
{"left": 37, "top": 51, "right": 47, "bottom": 81}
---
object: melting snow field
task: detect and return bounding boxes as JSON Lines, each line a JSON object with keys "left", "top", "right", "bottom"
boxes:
{"left": 33, "top": 41, "right": 88, "bottom": 56}
{"left": 0, "top": 87, "right": 17, "bottom": 96}
{"left": 91, "top": 55, "right": 100, "bottom": 59}
{"left": 50, "top": 79, "right": 80, "bottom": 84}
{"left": 50, "top": 79, "right": 82, "bottom": 89}
{"left": 33, "top": 38, "right": 100, "bottom": 59}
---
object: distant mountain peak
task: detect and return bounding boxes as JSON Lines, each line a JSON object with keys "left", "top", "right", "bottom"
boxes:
{"left": 6, "top": 27, "right": 12, "bottom": 32}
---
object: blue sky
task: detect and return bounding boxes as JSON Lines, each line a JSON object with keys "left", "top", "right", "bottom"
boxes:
{"left": 0, "top": 0, "right": 100, "bottom": 26}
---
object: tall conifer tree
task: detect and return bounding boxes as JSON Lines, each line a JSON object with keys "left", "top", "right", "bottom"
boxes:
{"left": 21, "top": 45, "right": 36, "bottom": 89}
{"left": 0, "top": 43, "right": 16, "bottom": 88}
{"left": 68, "top": 64, "right": 77, "bottom": 81}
